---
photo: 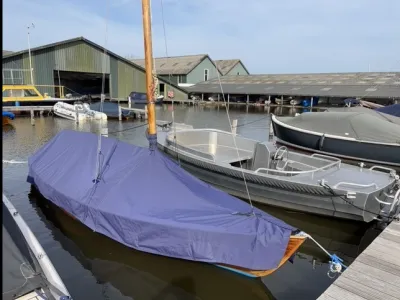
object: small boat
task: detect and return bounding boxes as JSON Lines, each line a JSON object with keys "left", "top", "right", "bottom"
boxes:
{"left": 271, "top": 111, "right": 400, "bottom": 168}
{"left": 53, "top": 101, "right": 108, "bottom": 121}
{"left": 27, "top": 129, "right": 306, "bottom": 278}
{"left": 3, "top": 194, "right": 71, "bottom": 300}
{"left": 129, "top": 91, "right": 164, "bottom": 105}
{"left": 157, "top": 124, "right": 400, "bottom": 222}
{"left": 90, "top": 101, "right": 132, "bottom": 119}
{"left": 375, "top": 103, "right": 400, "bottom": 117}
{"left": 2, "top": 111, "right": 15, "bottom": 126}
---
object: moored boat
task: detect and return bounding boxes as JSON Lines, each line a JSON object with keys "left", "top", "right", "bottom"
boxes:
{"left": 271, "top": 111, "right": 400, "bottom": 167}
{"left": 129, "top": 91, "right": 164, "bottom": 105}
{"left": 53, "top": 101, "right": 107, "bottom": 121}
{"left": 27, "top": 129, "right": 306, "bottom": 278}
{"left": 2, "top": 111, "right": 15, "bottom": 126}
{"left": 157, "top": 124, "right": 400, "bottom": 222}
{"left": 3, "top": 194, "right": 71, "bottom": 300}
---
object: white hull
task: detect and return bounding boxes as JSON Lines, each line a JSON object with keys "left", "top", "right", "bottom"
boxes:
{"left": 53, "top": 102, "right": 107, "bottom": 121}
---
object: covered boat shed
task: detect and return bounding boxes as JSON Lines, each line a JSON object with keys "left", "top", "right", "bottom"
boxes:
{"left": 2, "top": 37, "right": 188, "bottom": 100}
{"left": 186, "top": 73, "right": 400, "bottom": 105}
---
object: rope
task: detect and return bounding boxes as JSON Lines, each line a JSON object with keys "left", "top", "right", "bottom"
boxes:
{"left": 160, "top": 0, "right": 180, "bottom": 164}
{"left": 298, "top": 232, "right": 348, "bottom": 278}
{"left": 102, "top": 123, "right": 148, "bottom": 135}
{"left": 3, "top": 160, "right": 28, "bottom": 164}
{"left": 2, "top": 262, "right": 38, "bottom": 296}
{"left": 213, "top": 62, "right": 255, "bottom": 212}
{"left": 320, "top": 181, "right": 400, "bottom": 222}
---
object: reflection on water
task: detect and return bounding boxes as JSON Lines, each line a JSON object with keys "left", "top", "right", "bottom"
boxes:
{"left": 2, "top": 104, "right": 381, "bottom": 300}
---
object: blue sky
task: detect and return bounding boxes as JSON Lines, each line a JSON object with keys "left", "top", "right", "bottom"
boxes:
{"left": 3, "top": 0, "right": 400, "bottom": 74}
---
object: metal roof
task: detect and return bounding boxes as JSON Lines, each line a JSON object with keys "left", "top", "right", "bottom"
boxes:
{"left": 214, "top": 59, "right": 249, "bottom": 75}
{"left": 2, "top": 50, "right": 14, "bottom": 56}
{"left": 131, "top": 54, "right": 215, "bottom": 75}
{"left": 186, "top": 73, "right": 400, "bottom": 98}
{"left": 2, "top": 37, "right": 188, "bottom": 95}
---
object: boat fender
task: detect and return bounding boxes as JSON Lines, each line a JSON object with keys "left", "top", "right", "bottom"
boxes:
{"left": 318, "top": 134, "right": 325, "bottom": 150}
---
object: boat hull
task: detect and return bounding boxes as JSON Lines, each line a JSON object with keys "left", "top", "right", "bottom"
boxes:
{"left": 158, "top": 143, "right": 386, "bottom": 223}
{"left": 271, "top": 117, "right": 400, "bottom": 168}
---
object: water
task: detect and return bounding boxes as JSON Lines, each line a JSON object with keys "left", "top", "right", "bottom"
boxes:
{"left": 2, "top": 104, "right": 382, "bottom": 300}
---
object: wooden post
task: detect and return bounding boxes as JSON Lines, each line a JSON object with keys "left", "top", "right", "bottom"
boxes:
{"left": 246, "top": 94, "right": 249, "bottom": 105}
{"left": 217, "top": 94, "right": 220, "bottom": 103}
{"left": 228, "top": 94, "right": 230, "bottom": 106}
{"left": 232, "top": 119, "right": 238, "bottom": 135}
{"left": 310, "top": 96, "right": 314, "bottom": 110}
{"left": 118, "top": 105, "right": 122, "bottom": 121}
{"left": 145, "top": 105, "right": 148, "bottom": 120}
{"left": 142, "top": 0, "right": 156, "bottom": 136}
{"left": 128, "top": 96, "right": 131, "bottom": 109}
{"left": 75, "top": 106, "right": 79, "bottom": 124}
{"left": 30, "top": 108, "right": 35, "bottom": 126}
{"left": 201, "top": 94, "right": 204, "bottom": 101}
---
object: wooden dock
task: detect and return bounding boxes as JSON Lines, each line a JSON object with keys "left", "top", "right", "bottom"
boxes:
{"left": 318, "top": 218, "right": 400, "bottom": 300}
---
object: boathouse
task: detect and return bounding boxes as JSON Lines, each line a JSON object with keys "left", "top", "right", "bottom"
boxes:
{"left": 186, "top": 73, "right": 400, "bottom": 105}
{"left": 2, "top": 37, "right": 188, "bottom": 100}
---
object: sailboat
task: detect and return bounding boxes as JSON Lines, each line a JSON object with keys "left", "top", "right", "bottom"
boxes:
{"left": 26, "top": 0, "right": 345, "bottom": 279}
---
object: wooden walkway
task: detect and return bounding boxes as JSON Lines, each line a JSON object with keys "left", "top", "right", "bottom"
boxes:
{"left": 318, "top": 218, "right": 400, "bottom": 300}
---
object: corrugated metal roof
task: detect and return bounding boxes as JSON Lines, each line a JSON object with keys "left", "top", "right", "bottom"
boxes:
{"left": 131, "top": 54, "right": 210, "bottom": 75}
{"left": 2, "top": 37, "right": 188, "bottom": 95}
{"left": 2, "top": 50, "right": 14, "bottom": 56}
{"left": 186, "top": 73, "right": 400, "bottom": 98}
{"left": 215, "top": 59, "right": 241, "bottom": 75}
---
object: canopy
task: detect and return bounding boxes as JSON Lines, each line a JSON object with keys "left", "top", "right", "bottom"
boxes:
{"left": 278, "top": 111, "right": 400, "bottom": 144}
{"left": 27, "top": 130, "right": 295, "bottom": 270}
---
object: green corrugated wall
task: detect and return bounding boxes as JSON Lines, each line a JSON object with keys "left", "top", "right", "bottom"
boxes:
{"left": 2, "top": 39, "right": 188, "bottom": 100}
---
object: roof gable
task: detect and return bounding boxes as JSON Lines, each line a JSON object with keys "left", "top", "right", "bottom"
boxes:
{"left": 1, "top": 37, "right": 188, "bottom": 94}
{"left": 215, "top": 59, "right": 249, "bottom": 75}
{"left": 132, "top": 54, "right": 222, "bottom": 75}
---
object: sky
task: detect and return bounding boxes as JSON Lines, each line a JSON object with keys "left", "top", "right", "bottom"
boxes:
{"left": 3, "top": 0, "right": 400, "bottom": 74}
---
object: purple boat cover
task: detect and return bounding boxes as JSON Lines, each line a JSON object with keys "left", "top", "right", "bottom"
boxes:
{"left": 375, "top": 104, "right": 400, "bottom": 117}
{"left": 27, "top": 130, "right": 296, "bottom": 270}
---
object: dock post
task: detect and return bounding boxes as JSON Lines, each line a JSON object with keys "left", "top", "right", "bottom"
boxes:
{"left": 269, "top": 119, "right": 274, "bottom": 140}
{"left": 280, "top": 95, "right": 283, "bottom": 106}
{"left": 145, "top": 105, "right": 148, "bottom": 120}
{"left": 30, "top": 108, "right": 35, "bottom": 126}
{"left": 246, "top": 94, "right": 249, "bottom": 105}
{"left": 232, "top": 119, "right": 238, "bottom": 135}
{"left": 75, "top": 106, "right": 79, "bottom": 124}
{"left": 128, "top": 97, "right": 131, "bottom": 109}
{"left": 310, "top": 96, "right": 314, "bottom": 110}
{"left": 118, "top": 106, "right": 122, "bottom": 121}
{"left": 228, "top": 94, "right": 230, "bottom": 108}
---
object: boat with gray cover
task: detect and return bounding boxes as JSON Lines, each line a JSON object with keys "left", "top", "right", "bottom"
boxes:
{"left": 157, "top": 123, "right": 400, "bottom": 222}
{"left": 271, "top": 110, "right": 400, "bottom": 167}
{"left": 3, "top": 194, "right": 71, "bottom": 300}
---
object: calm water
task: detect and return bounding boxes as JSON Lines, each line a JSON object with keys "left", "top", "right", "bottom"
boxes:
{"left": 3, "top": 104, "right": 382, "bottom": 300}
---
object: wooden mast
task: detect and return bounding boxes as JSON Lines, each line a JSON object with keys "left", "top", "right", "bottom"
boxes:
{"left": 141, "top": 0, "right": 157, "bottom": 137}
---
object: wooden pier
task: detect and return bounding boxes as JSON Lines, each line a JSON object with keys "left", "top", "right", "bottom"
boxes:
{"left": 3, "top": 106, "right": 54, "bottom": 126}
{"left": 318, "top": 217, "right": 400, "bottom": 300}
{"left": 118, "top": 105, "right": 148, "bottom": 120}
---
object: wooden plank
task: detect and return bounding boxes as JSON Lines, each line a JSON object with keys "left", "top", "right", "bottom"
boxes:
{"left": 373, "top": 235, "right": 400, "bottom": 252}
{"left": 334, "top": 276, "right": 399, "bottom": 300}
{"left": 363, "top": 245, "right": 400, "bottom": 267}
{"left": 349, "top": 260, "right": 400, "bottom": 287}
{"left": 357, "top": 254, "right": 400, "bottom": 277}
{"left": 322, "top": 285, "right": 366, "bottom": 300}
{"left": 339, "top": 263, "right": 400, "bottom": 298}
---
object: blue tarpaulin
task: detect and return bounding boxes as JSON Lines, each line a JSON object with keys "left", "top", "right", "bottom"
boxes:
{"left": 2, "top": 111, "right": 15, "bottom": 120}
{"left": 90, "top": 102, "right": 131, "bottom": 118}
{"left": 27, "top": 130, "right": 296, "bottom": 270}
{"left": 375, "top": 104, "right": 400, "bottom": 117}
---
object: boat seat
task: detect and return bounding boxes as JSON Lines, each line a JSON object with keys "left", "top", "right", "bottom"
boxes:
{"left": 251, "top": 142, "right": 276, "bottom": 171}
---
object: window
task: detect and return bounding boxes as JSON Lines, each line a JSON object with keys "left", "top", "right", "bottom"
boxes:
{"left": 24, "top": 89, "right": 39, "bottom": 97}
{"left": 237, "top": 72, "right": 240, "bottom": 75}
{"left": 204, "top": 69, "right": 209, "bottom": 81}
{"left": 178, "top": 75, "right": 187, "bottom": 84}
{"left": 159, "top": 83, "right": 165, "bottom": 93}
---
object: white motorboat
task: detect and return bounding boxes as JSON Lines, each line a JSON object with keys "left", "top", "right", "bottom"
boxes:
{"left": 53, "top": 102, "right": 107, "bottom": 121}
